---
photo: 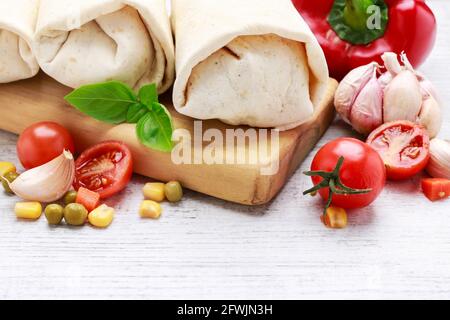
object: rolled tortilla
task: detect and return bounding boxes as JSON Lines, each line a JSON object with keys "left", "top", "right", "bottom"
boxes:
{"left": 172, "top": 0, "right": 329, "bottom": 130}
{"left": 0, "top": 0, "right": 40, "bottom": 83}
{"left": 34, "top": 0, "right": 175, "bottom": 92}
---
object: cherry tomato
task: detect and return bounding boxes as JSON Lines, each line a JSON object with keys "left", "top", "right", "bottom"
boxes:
{"left": 308, "top": 138, "right": 386, "bottom": 209}
{"left": 367, "top": 121, "right": 430, "bottom": 181}
{"left": 17, "top": 122, "right": 75, "bottom": 169}
{"left": 74, "top": 141, "right": 133, "bottom": 199}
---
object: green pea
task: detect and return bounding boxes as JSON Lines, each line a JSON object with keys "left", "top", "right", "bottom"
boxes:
{"left": 164, "top": 181, "right": 183, "bottom": 203}
{"left": 45, "top": 204, "right": 64, "bottom": 225}
{"left": 63, "top": 190, "right": 78, "bottom": 205}
{"left": 2, "top": 171, "right": 19, "bottom": 194}
{"left": 64, "top": 203, "right": 88, "bottom": 226}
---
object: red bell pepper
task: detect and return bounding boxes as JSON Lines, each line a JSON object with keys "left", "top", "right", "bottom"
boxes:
{"left": 292, "top": 0, "right": 436, "bottom": 80}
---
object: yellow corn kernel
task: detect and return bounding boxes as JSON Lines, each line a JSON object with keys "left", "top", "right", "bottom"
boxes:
{"left": 143, "top": 183, "right": 166, "bottom": 202}
{"left": 15, "top": 202, "right": 42, "bottom": 220}
{"left": 88, "top": 204, "right": 115, "bottom": 228}
{"left": 321, "top": 207, "right": 348, "bottom": 229}
{"left": 0, "top": 162, "right": 16, "bottom": 177}
{"left": 140, "top": 200, "right": 162, "bottom": 219}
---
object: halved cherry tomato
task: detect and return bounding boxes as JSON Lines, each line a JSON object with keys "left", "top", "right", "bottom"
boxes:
{"left": 421, "top": 178, "right": 450, "bottom": 202}
{"left": 17, "top": 122, "right": 75, "bottom": 169}
{"left": 305, "top": 138, "right": 386, "bottom": 210}
{"left": 76, "top": 187, "right": 101, "bottom": 212}
{"left": 74, "top": 141, "right": 133, "bottom": 199}
{"left": 367, "top": 121, "right": 430, "bottom": 181}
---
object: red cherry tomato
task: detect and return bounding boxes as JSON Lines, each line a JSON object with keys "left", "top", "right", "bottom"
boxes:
{"left": 74, "top": 141, "right": 133, "bottom": 199}
{"left": 367, "top": 121, "right": 430, "bottom": 181}
{"left": 309, "top": 138, "right": 386, "bottom": 209}
{"left": 17, "top": 122, "right": 75, "bottom": 169}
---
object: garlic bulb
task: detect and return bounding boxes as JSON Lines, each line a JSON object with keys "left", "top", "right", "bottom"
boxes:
{"left": 334, "top": 52, "right": 442, "bottom": 138}
{"left": 9, "top": 150, "right": 75, "bottom": 202}
{"left": 427, "top": 139, "right": 450, "bottom": 179}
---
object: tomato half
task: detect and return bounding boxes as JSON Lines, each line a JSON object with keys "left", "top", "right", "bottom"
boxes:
{"left": 17, "top": 122, "right": 75, "bottom": 169}
{"left": 367, "top": 121, "right": 430, "bottom": 181}
{"left": 74, "top": 141, "right": 133, "bottom": 199}
{"left": 308, "top": 138, "right": 386, "bottom": 209}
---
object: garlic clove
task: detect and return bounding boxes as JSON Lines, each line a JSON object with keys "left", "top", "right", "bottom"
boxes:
{"left": 418, "top": 96, "right": 442, "bottom": 138}
{"left": 334, "top": 62, "right": 379, "bottom": 124}
{"left": 427, "top": 139, "right": 450, "bottom": 179}
{"left": 378, "top": 71, "right": 393, "bottom": 90}
{"left": 417, "top": 73, "right": 441, "bottom": 103}
{"left": 349, "top": 77, "right": 383, "bottom": 135}
{"left": 9, "top": 150, "right": 75, "bottom": 203}
{"left": 382, "top": 52, "right": 403, "bottom": 76}
{"left": 384, "top": 70, "right": 423, "bottom": 123}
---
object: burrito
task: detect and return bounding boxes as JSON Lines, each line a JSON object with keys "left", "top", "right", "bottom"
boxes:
{"left": 34, "top": 0, "right": 175, "bottom": 92}
{"left": 172, "top": 0, "right": 329, "bottom": 130}
{"left": 0, "top": 0, "right": 40, "bottom": 83}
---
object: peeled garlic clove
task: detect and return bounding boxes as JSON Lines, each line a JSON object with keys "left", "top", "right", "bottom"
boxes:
{"left": 349, "top": 77, "right": 383, "bottom": 135}
{"left": 9, "top": 150, "right": 75, "bottom": 202}
{"left": 334, "top": 62, "right": 379, "bottom": 123}
{"left": 427, "top": 139, "right": 450, "bottom": 179}
{"left": 382, "top": 52, "right": 403, "bottom": 76}
{"left": 418, "top": 96, "right": 442, "bottom": 138}
{"left": 384, "top": 70, "right": 422, "bottom": 123}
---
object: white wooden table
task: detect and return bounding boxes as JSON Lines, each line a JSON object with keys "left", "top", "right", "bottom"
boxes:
{"left": 1, "top": 0, "right": 449, "bottom": 300}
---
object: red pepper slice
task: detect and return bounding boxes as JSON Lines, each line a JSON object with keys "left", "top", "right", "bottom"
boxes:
{"left": 292, "top": 0, "right": 436, "bottom": 80}
{"left": 422, "top": 178, "right": 450, "bottom": 202}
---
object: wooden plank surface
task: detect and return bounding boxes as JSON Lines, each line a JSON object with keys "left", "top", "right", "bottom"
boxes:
{"left": 0, "top": 0, "right": 449, "bottom": 300}
{"left": 0, "top": 73, "right": 337, "bottom": 205}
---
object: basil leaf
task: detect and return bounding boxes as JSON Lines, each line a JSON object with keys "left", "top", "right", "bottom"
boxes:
{"left": 136, "top": 102, "right": 174, "bottom": 153}
{"left": 139, "top": 83, "right": 159, "bottom": 106}
{"left": 64, "top": 81, "right": 138, "bottom": 124}
{"left": 126, "top": 103, "right": 147, "bottom": 124}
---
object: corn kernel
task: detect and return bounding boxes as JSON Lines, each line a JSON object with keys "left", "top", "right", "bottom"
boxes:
{"left": 321, "top": 207, "right": 347, "bottom": 229}
{"left": 0, "top": 162, "right": 16, "bottom": 177}
{"left": 88, "top": 204, "right": 115, "bottom": 228}
{"left": 140, "top": 200, "right": 162, "bottom": 219}
{"left": 143, "top": 183, "right": 166, "bottom": 202}
{"left": 15, "top": 202, "right": 42, "bottom": 220}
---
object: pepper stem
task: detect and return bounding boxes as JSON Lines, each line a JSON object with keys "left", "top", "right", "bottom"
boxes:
{"left": 343, "top": 0, "right": 374, "bottom": 31}
{"left": 303, "top": 156, "right": 372, "bottom": 214}
{"left": 328, "top": 0, "right": 389, "bottom": 45}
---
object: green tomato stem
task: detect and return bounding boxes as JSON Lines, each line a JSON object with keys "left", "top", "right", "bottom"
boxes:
{"left": 303, "top": 156, "right": 372, "bottom": 214}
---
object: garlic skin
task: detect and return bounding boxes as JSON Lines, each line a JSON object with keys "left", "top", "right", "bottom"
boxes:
{"left": 383, "top": 70, "right": 423, "bottom": 123}
{"left": 427, "top": 139, "right": 450, "bottom": 179}
{"left": 382, "top": 52, "right": 403, "bottom": 76}
{"left": 334, "top": 62, "right": 379, "bottom": 124}
{"left": 9, "top": 150, "right": 75, "bottom": 202}
{"left": 349, "top": 77, "right": 383, "bottom": 135}
{"left": 335, "top": 52, "right": 442, "bottom": 137}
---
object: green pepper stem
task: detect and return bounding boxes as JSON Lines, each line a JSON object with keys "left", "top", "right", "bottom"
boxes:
{"left": 343, "top": 0, "right": 375, "bottom": 31}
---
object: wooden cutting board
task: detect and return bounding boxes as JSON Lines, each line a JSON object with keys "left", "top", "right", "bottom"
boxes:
{"left": 0, "top": 73, "right": 337, "bottom": 205}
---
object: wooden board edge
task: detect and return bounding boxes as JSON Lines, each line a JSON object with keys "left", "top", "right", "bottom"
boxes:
{"left": 249, "top": 79, "right": 338, "bottom": 205}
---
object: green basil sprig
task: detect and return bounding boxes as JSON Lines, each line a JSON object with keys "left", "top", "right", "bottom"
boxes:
{"left": 64, "top": 82, "right": 174, "bottom": 153}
